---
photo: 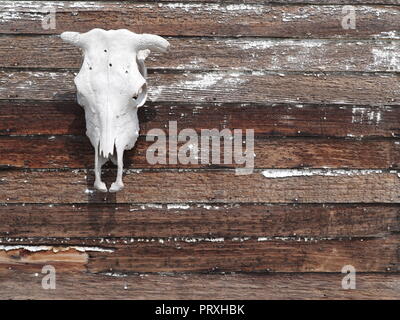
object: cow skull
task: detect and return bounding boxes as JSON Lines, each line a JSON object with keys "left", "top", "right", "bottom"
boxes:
{"left": 61, "top": 28, "right": 169, "bottom": 192}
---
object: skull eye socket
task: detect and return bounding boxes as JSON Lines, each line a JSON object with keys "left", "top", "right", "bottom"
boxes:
{"left": 132, "top": 82, "right": 146, "bottom": 104}
{"left": 132, "top": 86, "right": 142, "bottom": 100}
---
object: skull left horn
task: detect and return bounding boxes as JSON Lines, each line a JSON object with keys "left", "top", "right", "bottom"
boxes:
{"left": 61, "top": 28, "right": 170, "bottom": 192}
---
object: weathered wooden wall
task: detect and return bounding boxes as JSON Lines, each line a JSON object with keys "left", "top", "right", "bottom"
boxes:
{"left": 0, "top": 0, "right": 400, "bottom": 299}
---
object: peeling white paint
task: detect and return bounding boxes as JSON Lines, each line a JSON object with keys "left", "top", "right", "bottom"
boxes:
{"left": 167, "top": 204, "right": 190, "bottom": 210}
{"left": 0, "top": 1, "right": 105, "bottom": 11}
{"left": 177, "top": 73, "right": 224, "bottom": 90}
{"left": 102, "top": 272, "right": 128, "bottom": 278}
{"left": 373, "top": 31, "right": 400, "bottom": 40}
{"left": 371, "top": 44, "right": 400, "bottom": 71}
{"left": 197, "top": 204, "right": 220, "bottom": 210}
{"left": 352, "top": 107, "right": 382, "bottom": 124}
{"left": 261, "top": 169, "right": 385, "bottom": 179}
{"left": 162, "top": 3, "right": 264, "bottom": 14}
{"left": 182, "top": 237, "right": 225, "bottom": 243}
{"left": 0, "top": 11, "right": 42, "bottom": 22}
{"left": 144, "top": 204, "right": 163, "bottom": 209}
{"left": 71, "top": 246, "right": 114, "bottom": 253}
{"left": 0, "top": 245, "right": 114, "bottom": 253}
{"left": 161, "top": 3, "right": 204, "bottom": 11}
{"left": 282, "top": 11, "right": 312, "bottom": 22}
{"left": 66, "top": 2, "right": 105, "bottom": 9}
{"left": 257, "top": 236, "right": 337, "bottom": 242}
{"left": 225, "top": 4, "right": 264, "bottom": 14}
{"left": 0, "top": 245, "right": 52, "bottom": 252}
{"left": 232, "top": 237, "right": 251, "bottom": 242}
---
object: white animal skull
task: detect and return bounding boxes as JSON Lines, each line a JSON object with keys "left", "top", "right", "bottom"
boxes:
{"left": 61, "top": 28, "right": 169, "bottom": 192}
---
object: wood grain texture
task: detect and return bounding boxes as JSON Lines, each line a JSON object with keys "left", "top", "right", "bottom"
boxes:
{"left": 3, "top": 36, "right": 400, "bottom": 72}
{"left": 1, "top": 136, "right": 400, "bottom": 169}
{"left": 1, "top": 71, "right": 400, "bottom": 105}
{"left": 0, "top": 236, "right": 398, "bottom": 272}
{"left": 1, "top": 2, "right": 400, "bottom": 39}
{"left": 1, "top": 271, "right": 399, "bottom": 300}
{"left": 1, "top": 170, "right": 400, "bottom": 204}
{"left": 0, "top": 203, "right": 398, "bottom": 238}
{"left": 17, "top": 0, "right": 400, "bottom": 4}
{"left": 2, "top": 0, "right": 400, "bottom": 299}
{"left": 1, "top": 101, "right": 398, "bottom": 138}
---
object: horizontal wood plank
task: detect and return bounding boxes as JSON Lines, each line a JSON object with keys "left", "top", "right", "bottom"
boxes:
{"left": 1, "top": 2, "right": 400, "bottom": 39}
{"left": 1, "top": 170, "right": 400, "bottom": 203}
{"left": 3, "top": 0, "right": 400, "bottom": 301}
{"left": 3, "top": 36, "right": 400, "bottom": 72}
{"left": 12, "top": 0, "right": 400, "bottom": 4}
{"left": 1, "top": 271, "right": 399, "bottom": 300}
{"left": 0, "top": 203, "right": 398, "bottom": 238}
{"left": 1, "top": 101, "right": 398, "bottom": 138}
{"left": 1, "top": 71, "right": 400, "bottom": 105}
{"left": 0, "top": 236, "right": 398, "bottom": 272}
{"left": 1, "top": 136, "right": 400, "bottom": 169}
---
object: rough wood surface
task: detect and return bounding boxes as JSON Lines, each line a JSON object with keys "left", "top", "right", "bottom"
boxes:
{"left": 1, "top": 101, "right": 398, "bottom": 138}
{"left": 1, "top": 71, "right": 400, "bottom": 105}
{"left": 16, "top": 0, "right": 400, "bottom": 4}
{"left": 0, "top": 204, "right": 398, "bottom": 238}
{"left": 2, "top": 0, "right": 400, "bottom": 299}
{"left": 1, "top": 136, "right": 400, "bottom": 169}
{"left": 1, "top": 2, "right": 400, "bottom": 39}
{"left": 0, "top": 236, "right": 398, "bottom": 273}
{"left": 1, "top": 271, "right": 399, "bottom": 300}
{"left": 3, "top": 36, "right": 400, "bottom": 72}
{"left": 1, "top": 170, "right": 400, "bottom": 204}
